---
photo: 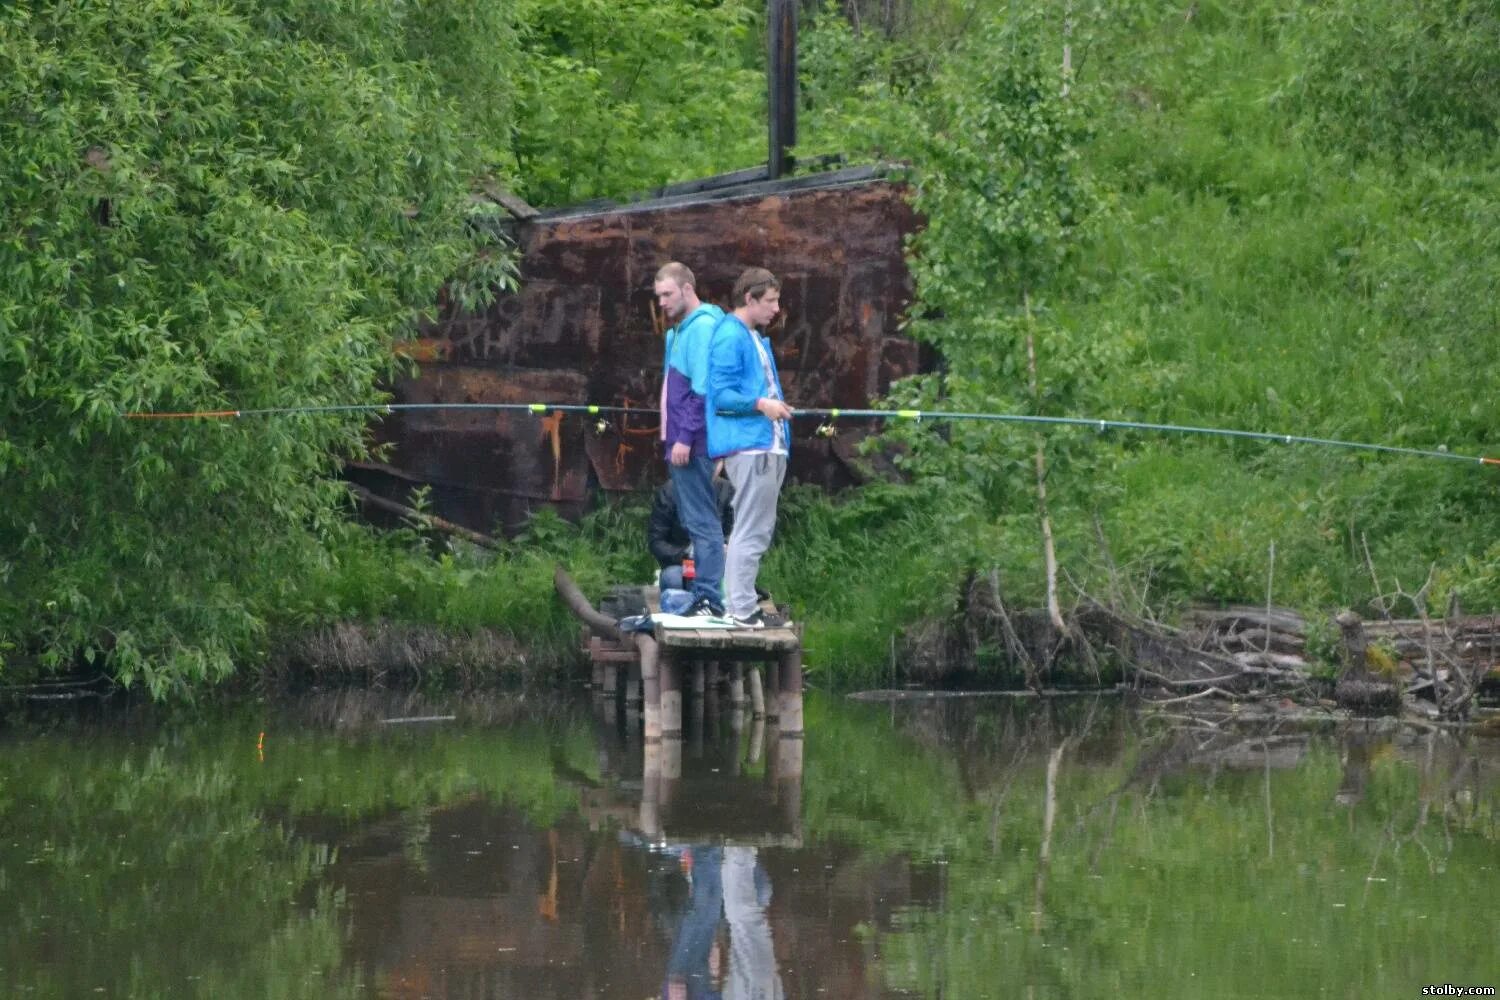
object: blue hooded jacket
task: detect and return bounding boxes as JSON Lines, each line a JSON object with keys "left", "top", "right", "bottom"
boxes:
{"left": 661, "top": 303, "right": 724, "bottom": 459}
{"left": 706, "top": 313, "right": 789, "bottom": 460}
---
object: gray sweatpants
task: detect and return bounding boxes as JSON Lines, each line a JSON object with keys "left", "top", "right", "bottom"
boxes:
{"left": 722, "top": 452, "right": 787, "bottom": 618}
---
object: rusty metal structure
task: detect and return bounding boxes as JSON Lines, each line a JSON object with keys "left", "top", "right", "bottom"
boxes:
{"left": 349, "top": 166, "right": 923, "bottom": 535}
{"left": 347, "top": 5, "right": 925, "bottom": 535}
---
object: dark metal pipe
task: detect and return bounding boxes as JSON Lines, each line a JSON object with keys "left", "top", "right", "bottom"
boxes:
{"left": 768, "top": 0, "right": 798, "bottom": 179}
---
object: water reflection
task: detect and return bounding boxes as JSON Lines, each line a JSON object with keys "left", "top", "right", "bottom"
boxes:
{"left": 2, "top": 690, "right": 1497, "bottom": 998}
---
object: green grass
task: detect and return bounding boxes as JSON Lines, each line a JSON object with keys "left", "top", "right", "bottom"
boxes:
{"left": 278, "top": 498, "right": 657, "bottom": 676}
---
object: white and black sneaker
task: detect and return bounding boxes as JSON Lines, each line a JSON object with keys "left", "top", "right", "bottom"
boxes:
{"left": 682, "top": 597, "right": 725, "bottom": 619}
{"left": 729, "top": 609, "right": 790, "bottom": 629}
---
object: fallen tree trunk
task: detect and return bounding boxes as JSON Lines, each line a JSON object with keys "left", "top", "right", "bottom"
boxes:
{"left": 348, "top": 483, "right": 502, "bottom": 551}
{"left": 553, "top": 565, "right": 625, "bottom": 641}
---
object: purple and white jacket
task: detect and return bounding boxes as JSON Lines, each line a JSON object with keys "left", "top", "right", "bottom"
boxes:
{"left": 659, "top": 303, "right": 725, "bottom": 460}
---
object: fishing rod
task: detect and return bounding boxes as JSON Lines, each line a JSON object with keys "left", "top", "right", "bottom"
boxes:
{"left": 122, "top": 402, "right": 1500, "bottom": 467}
{"left": 794, "top": 407, "right": 1500, "bottom": 467}
{"left": 123, "top": 402, "right": 639, "bottom": 419}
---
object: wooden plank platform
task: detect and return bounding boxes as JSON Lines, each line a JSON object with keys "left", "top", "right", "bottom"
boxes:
{"left": 644, "top": 587, "right": 801, "bottom": 655}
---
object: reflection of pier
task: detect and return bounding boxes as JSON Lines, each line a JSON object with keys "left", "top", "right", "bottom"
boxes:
{"left": 577, "top": 693, "right": 805, "bottom": 1000}
{"left": 583, "top": 707, "right": 805, "bottom": 849}
{"left": 304, "top": 688, "right": 810, "bottom": 998}
{"left": 556, "top": 569, "right": 806, "bottom": 739}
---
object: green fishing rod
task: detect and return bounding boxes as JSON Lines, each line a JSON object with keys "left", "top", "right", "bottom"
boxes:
{"left": 123, "top": 402, "right": 1500, "bottom": 467}
{"left": 792, "top": 407, "right": 1500, "bottom": 467}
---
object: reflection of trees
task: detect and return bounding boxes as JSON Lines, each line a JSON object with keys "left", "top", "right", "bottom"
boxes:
{"left": 0, "top": 697, "right": 595, "bottom": 997}
{"left": 805, "top": 695, "right": 1500, "bottom": 998}
{"left": 0, "top": 736, "right": 359, "bottom": 998}
{"left": 6, "top": 693, "right": 1496, "bottom": 998}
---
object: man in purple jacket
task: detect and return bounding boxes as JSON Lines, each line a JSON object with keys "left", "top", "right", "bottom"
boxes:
{"left": 655, "top": 262, "right": 727, "bottom": 616}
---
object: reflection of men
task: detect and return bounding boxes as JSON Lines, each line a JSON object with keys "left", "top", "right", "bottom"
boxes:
{"left": 649, "top": 477, "right": 735, "bottom": 591}
{"left": 663, "top": 845, "right": 725, "bottom": 1000}
{"left": 707, "top": 268, "right": 792, "bottom": 628}
{"left": 722, "top": 846, "right": 783, "bottom": 1000}
{"left": 656, "top": 262, "right": 727, "bottom": 617}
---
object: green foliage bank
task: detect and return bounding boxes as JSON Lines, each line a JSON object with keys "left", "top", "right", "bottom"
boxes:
{"left": 5, "top": 0, "right": 1500, "bottom": 692}
{"left": 765, "top": 0, "right": 1500, "bottom": 681}
{"left": 0, "top": 2, "right": 516, "bottom": 694}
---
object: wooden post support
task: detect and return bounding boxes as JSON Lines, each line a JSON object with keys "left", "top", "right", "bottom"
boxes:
{"left": 773, "top": 734, "right": 804, "bottom": 781}
{"left": 659, "top": 737, "right": 682, "bottom": 815}
{"left": 592, "top": 659, "right": 605, "bottom": 689}
{"left": 748, "top": 663, "right": 765, "bottom": 719}
{"left": 640, "top": 741, "right": 662, "bottom": 839}
{"left": 774, "top": 736, "right": 804, "bottom": 840}
{"left": 729, "top": 708, "right": 745, "bottom": 776}
{"left": 777, "top": 649, "right": 804, "bottom": 736}
{"left": 730, "top": 663, "right": 747, "bottom": 706}
{"left": 627, "top": 655, "right": 643, "bottom": 708}
{"left": 764, "top": 659, "right": 780, "bottom": 721}
{"left": 705, "top": 664, "right": 721, "bottom": 742}
{"left": 602, "top": 663, "right": 619, "bottom": 697}
{"left": 639, "top": 635, "right": 661, "bottom": 742}
{"left": 748, "top": 716, "right": 766, "bottom": 764}
{"left": 690, "top": 668, "right": 706, "bottom": 756}
{"left": 661, "top": 651, "right": 683, "bottom": 739}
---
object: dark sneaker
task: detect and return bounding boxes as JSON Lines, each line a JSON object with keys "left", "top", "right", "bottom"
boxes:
{"left": 683, "top": 597, "right": 725, "bottom": 619}
{"left": 730, "top": 609, "right": 790, "bottom": 629}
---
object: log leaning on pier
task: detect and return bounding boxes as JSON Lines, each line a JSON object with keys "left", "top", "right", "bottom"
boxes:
{"left": 554, "top": 566, "right": 663, "bottom": 737}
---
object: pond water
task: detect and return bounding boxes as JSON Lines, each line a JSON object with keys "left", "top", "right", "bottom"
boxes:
{"left": 2, "top": 689, "right": 1497, "bottom": 998}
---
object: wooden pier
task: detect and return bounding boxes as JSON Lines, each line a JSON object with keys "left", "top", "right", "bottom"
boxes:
{"left": 555, "top": 568, "right": 805, "bottom": 740}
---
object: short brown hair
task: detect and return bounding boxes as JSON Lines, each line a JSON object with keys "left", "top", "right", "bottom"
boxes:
{"left": 654, "top": 261, "right": 696, "bottom": 288}
{"left": 732, "top": 267, "right": 779, "bottom": 306}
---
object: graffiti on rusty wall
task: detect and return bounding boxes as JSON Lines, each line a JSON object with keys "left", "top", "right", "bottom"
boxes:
{"left": 360, "top": 176, "right": 923, "bottom": 535}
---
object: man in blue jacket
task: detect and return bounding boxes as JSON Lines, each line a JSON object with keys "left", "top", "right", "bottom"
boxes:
{"left": 656, "top": 262, "right": 727, "bottom": 616}
{"left": 707, "top": 268, "right": 794, "bottom": 628}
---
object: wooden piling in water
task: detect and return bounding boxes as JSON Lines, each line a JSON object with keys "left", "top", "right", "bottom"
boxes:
{"left": 730, "top": 663, "right": 746, "bottom": 706}
{"left": 627, "top": 656, "right": 643, "bottom": 708}
{"left": 640, "top": 740, "right": 662, "bottom": 838}
{"left": 640, "top": 635, "right": 661, "bottom": 742}
{"left": 661, "top": 651, "right": 683, "bottom": 739}
{"left": 778, "top": 649, "right": 804, "bottom": 735}
{"left": 764, "top": 660, "right": 779, "bottom": 720}
{"left": 748, "top": 664, "right": 765, "bottom": 719}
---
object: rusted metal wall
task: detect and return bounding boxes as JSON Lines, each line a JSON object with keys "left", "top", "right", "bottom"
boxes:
{"left": 357, "top": 175, "right": 923, "bottom": 535}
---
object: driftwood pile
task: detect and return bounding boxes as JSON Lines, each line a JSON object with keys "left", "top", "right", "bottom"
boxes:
{"left": 907, "top": 570, "right": 1499, "bottom": 721}
{"left": 1092, "top": 603, "right": 1500, "bottom": 720}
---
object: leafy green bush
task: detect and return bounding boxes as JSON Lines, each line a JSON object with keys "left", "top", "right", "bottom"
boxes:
{"left": 508, "top": 0, "right": 766, "bottom": 205}
{"left": 1284, "top": 0, "right": 1500, "bottom": 160}
{"left": 0, "top": 1, "right": 516, "bottom": 694}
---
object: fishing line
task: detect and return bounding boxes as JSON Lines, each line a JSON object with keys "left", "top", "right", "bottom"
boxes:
{"left": 121, "top": 403, "right": 1500, "bottom": 467}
